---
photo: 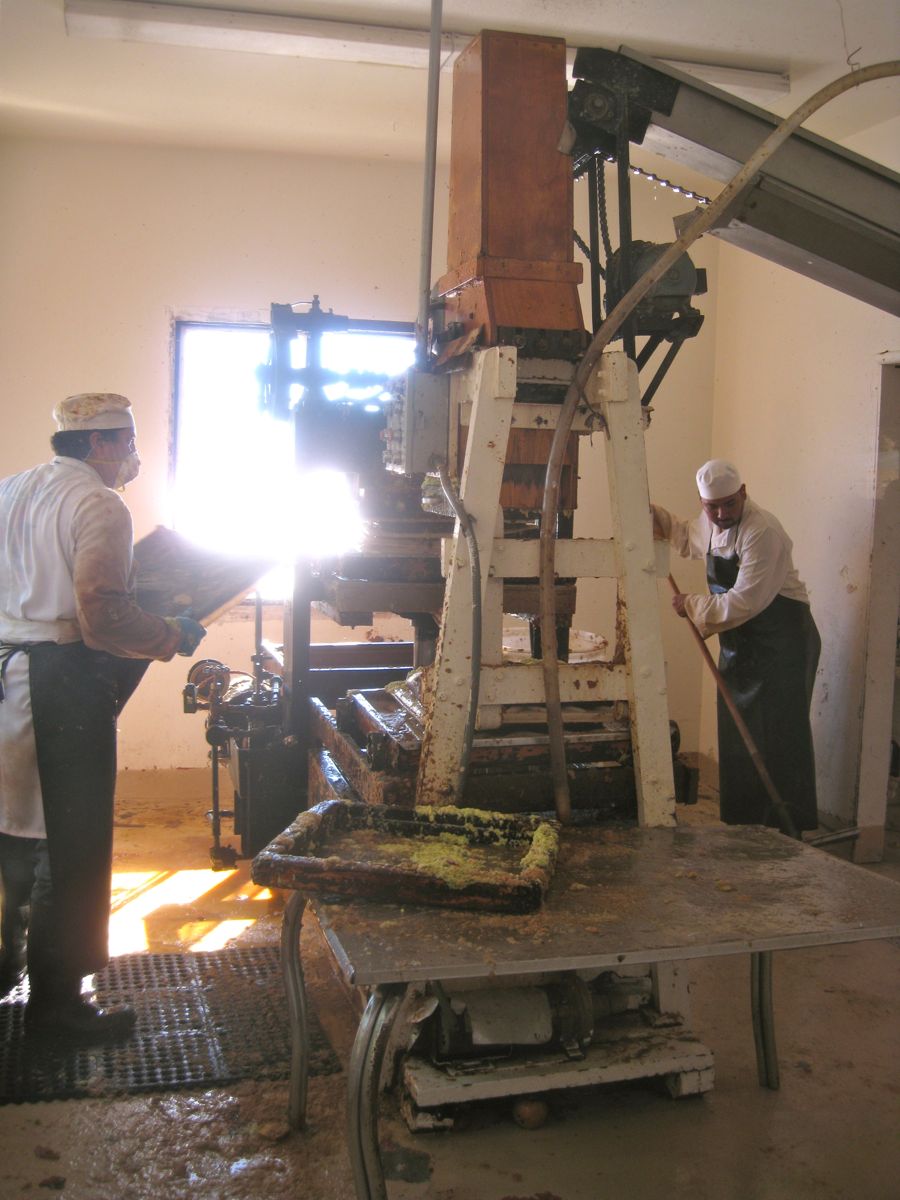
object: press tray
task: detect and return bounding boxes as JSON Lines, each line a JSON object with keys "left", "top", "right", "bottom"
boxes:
{"left": 251, "top": 801, "right": 559, "bottom": 914}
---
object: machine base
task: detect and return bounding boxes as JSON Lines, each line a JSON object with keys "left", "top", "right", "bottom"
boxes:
{"left": 400, "top": 1017, "right": 715, "bottom": 1129}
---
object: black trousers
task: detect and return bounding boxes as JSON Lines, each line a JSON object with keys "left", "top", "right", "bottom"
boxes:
{"left": 0, "top": 643, "right": 149, "bottom": 996}
{"left": 0, "top": 834, "right": 75, "bottom": 1000}
{"left": 717, "top": 598, "right": 821, "bottom": 832}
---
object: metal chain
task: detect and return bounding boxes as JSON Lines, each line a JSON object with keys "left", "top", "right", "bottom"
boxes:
{"left": 627, "top": 162, "right": 711, "bottom": 205}
{"left": 578, "top": 158, "right": 711, "bottom": 206}
{"left": 595, "top": 160, "right": 615, "bottom": 262}
{"left": 573, "top": 229, "right": 592, "bottom": 259}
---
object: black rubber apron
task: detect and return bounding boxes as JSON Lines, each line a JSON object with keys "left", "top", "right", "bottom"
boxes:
{"left": 708, "top": 550, "right": 821, "bottom": 832}
{"left": 25, "top": 643, "right": 149, "bottom": 979}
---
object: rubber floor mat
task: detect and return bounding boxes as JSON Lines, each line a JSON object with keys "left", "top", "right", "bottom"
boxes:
{"left": 0, "top": 947, "right": 340, "bottom": 1104}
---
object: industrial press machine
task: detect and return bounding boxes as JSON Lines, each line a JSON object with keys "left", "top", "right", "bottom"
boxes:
{"left": 187, "top": 34, "right": 713, "bottom": 851}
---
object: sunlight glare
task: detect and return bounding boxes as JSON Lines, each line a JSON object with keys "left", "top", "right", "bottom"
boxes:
{"left": 189, "top": 919, "right": 257, "bottom": 953}
{"left": 173, "top": 325, "right": 413, "bottom": 595}
{"left": 108, "top": 868, "right": 237, "bottom": 956}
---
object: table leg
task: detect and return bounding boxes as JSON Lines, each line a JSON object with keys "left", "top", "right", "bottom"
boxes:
{"left": 750, "top": 950, "right": 780, "bottom": 1090}
{"left": 347, "top": 985, "right": 404, "bottom": 1200}
{"left": 281, "top": 892, "right": 310, "bottom": 1129}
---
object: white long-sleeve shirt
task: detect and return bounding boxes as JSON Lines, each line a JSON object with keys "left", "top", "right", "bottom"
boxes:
{"left": 652, "top": 497, "right": 810, "bottom": 639}
{"left": 0, "top": 456, "right": 178, "bottom": 658}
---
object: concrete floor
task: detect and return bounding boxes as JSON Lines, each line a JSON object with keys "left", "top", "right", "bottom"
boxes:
{"left": 1, "top": 769, "right": 899, "bottom": 1200}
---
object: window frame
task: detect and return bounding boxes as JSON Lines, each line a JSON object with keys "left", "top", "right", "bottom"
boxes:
{"left": 169, "top": 314, "right": 417, "bottom": 605}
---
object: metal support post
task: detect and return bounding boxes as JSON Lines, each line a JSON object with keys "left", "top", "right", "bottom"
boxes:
{"left": 347, "top": 986, "right": 404, "bottom": 1200}
{"left": 280, "top": 892, "right": 310, "bottom": 1129}
{"left": 751, "top": 950, "right": 780, "bottom": 1089}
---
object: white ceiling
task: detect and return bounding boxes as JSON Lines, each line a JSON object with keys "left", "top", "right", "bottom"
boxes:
{"left": 1, "top": 0, "right": 898, "bottom": 165}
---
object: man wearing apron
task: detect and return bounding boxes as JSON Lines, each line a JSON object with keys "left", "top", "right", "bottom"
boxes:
{"left": 652, "top": 459, "right": 820, "bottom": 834}
{"left": 0, "top": 393, "right": 207, "bottom": 1041}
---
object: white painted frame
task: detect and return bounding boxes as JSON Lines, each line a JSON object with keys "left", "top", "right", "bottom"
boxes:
{"left": 417, "top": 347, "right": 675, "bottom": 827}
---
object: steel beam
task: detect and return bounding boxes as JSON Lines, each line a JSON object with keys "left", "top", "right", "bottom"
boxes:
{"left": 578, "top": 47, "right": 900, "bottom": 315}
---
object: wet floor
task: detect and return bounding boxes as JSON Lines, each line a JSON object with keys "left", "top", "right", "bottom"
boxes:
{"left": 1, "top": 769, "right": 898, "bottom": 1199}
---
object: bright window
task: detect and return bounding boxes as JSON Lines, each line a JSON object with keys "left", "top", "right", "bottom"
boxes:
{"left": 172, "top": 321, "right": 414, "bottom": 597}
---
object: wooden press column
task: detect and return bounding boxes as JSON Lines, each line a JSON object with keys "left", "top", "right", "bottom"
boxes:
{"left": 436, "top": 31, "right": 585, "bottom": 344}
{"left": 437, "top": 30, "right": 586, "bottom": 521}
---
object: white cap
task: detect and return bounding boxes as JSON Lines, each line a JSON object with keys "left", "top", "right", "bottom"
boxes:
{"left": 696, "top": 459, "right": 742, "bottom": 501}
{"left": 53, "top": 393, "right": 135, "bottom": 432}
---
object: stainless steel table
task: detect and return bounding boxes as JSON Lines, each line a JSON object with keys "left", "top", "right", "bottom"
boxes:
{"left": 277, "top": 825, "right": 900, "bottom": 1200}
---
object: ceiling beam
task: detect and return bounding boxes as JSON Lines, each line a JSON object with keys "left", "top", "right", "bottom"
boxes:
{"left": 65, "top": 0, "right": 469, "bottom": 69}
{"left": 65, "top": 1, "right": 791, "bottom": 96}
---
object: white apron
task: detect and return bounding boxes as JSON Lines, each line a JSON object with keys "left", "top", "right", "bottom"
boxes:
{"left": 0, "top": 457, "right": 99, "bottom": 842}
{"left": 0, "top": 651, "right": 46, "bottom": 838}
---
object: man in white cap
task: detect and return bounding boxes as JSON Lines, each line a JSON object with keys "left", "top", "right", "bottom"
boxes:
{"left": 652, "top": 459, "right": 820, "bottom": 833}
{"left": 0, "top": 394, "right": 207, "bottom": 1041}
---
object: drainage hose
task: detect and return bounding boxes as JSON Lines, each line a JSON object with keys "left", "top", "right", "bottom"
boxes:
{"left": 539, "top": 60, "right": 900, "bottom": 822}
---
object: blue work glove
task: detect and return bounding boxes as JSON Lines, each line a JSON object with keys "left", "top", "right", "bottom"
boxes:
{"left": 171, "top": 615, "right": 207, "bottom": 657}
